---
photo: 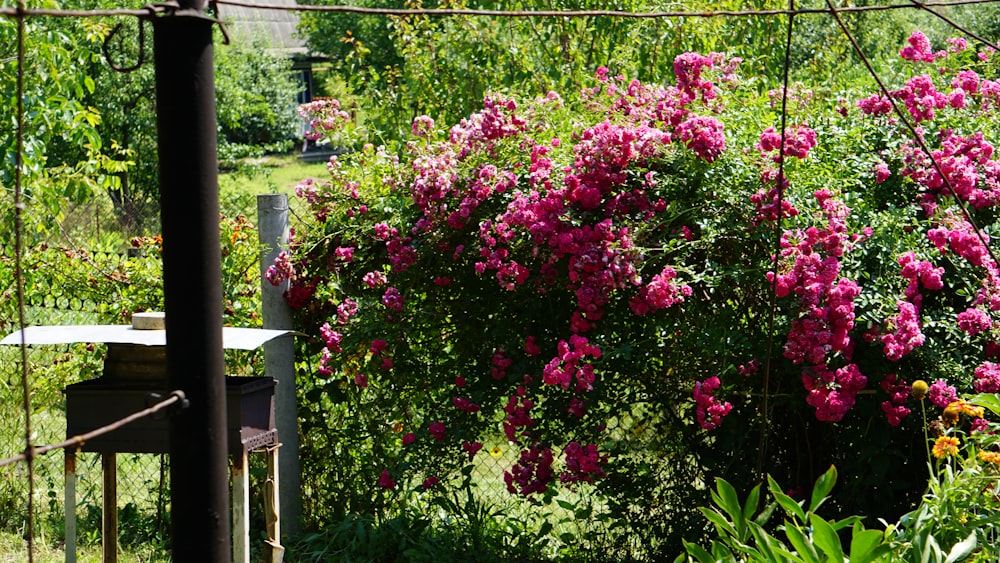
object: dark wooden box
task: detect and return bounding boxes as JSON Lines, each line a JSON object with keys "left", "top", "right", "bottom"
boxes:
{"left": 65, "top": 376, "right": 276, "bottom": 454}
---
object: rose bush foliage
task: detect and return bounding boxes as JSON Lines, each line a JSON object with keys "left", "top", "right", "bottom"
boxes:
{"left": 278, "top": 30, "right": 1000, "bottom": 549}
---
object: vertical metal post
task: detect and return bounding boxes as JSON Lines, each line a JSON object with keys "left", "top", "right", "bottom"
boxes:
{"left": 152, "top": 5, "right": 231, "bottom": 562}
{"left": 257, "top": 193, "right": 301, "bottom": 534}
{"left": 101, "top": 453, "right": 118, "bottom": 563}
{"left": 64, "top": 451, "right": 77, "bottom": 563}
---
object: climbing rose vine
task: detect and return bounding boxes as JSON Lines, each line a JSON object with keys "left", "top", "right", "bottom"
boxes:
{"left": 278, "top": 33, "right": 1000, "bottom": 501}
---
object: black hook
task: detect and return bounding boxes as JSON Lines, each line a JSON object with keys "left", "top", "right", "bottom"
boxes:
{"left": 102, "top": 18, "right": 146, "bottom": 73}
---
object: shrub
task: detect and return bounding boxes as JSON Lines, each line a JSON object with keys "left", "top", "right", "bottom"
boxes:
{"left": 277, "top": 30, "right": 1000, "bottom": 557}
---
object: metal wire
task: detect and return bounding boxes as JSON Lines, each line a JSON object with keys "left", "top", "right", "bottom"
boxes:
{"left": 0, "top": 391, "right": 187, "bottom": 469}
{"left": 825, "top": 0, "right": 1000, "bottom": 270}
{"left": 13, "top": 2, "right": 35, "bottom": 559}
{"left": 0, "top": 0, "right": 996, "bottom": 20}
{"left": 758, "top": 0, "right": 798, "bottom": 481}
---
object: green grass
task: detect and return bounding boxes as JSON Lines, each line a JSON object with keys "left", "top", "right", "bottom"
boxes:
{"left": 219, "top": 152, "right": 330, "bottom": 219}
{"left": 0, "top": 531, "right": 170, "bottom": 562}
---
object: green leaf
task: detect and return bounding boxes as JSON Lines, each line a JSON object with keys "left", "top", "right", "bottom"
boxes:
{"left": 769, "top": 476, "right": 807, "bottom": 522}
{"left": 715, "top": 477, "right": 748, "bottom": 539}
{"left": 968, "top": 393, "right": 1000, "bottom": 417}
{"left": 784, "top": 522, "right": 821, "bottom": 563}
{"left": 810, "top": 513, "right": 845, "bottom": 561}
{"left": 944, "top": 531, "right": 977, "bottom": 563}
{"left": 743, "top": 482, "right": 762, "bottom": 522}
{"left": 699, "top": 507, "right": 739, "bottom": 540}
{"left": 809, "top": 465, "right": 837, "bottom": 514}
{"left": 747, "top": 521, "right": 785, "bottom": 562}
{"left": 848, "top": 525, "right": 888, "bottom": 563}
{"left": 683, "top": 540, "right": 715, "bottom": 563}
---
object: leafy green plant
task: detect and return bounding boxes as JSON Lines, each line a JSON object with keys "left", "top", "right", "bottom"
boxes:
{"left": 678, "top": 466, "right": 894, "bottom": 563}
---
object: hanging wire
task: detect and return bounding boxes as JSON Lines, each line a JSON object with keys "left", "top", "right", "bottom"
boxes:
{"left": 908, "top": 0, "right": 1000, "bottom": 50}
{"left": 212, "top": 0, "right": 1000, "bottom": 18}
{"left": 1, "top": 0, "right": 998, "bottom": 20}
{"left": 824, "top": 0, "right": 1000, "bottom": 269}
{"left": 0, "top": 391, "right": 187, "bottom": 469}
{"left": 757, "top": 0, "right": 797, "bottom": 480}
{"left": 13, "top": 1, "right": 35, "bottom": 560}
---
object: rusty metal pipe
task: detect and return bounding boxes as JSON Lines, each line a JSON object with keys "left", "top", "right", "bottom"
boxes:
{"left": 152, "top": 8, "right": 231, "bottom": 561}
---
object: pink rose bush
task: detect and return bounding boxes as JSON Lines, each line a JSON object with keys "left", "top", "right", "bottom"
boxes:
{"left": 279, "top": 33, "right": 1000, "bottom": 513}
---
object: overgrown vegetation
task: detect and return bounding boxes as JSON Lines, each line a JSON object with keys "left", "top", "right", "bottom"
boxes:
{"left": 4, "top": 1, "right": 1000, "bottom": 561}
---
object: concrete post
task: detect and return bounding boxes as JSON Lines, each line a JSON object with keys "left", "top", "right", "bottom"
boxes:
{"left": 257, "top": 193, "right": 301, "bottom": 534}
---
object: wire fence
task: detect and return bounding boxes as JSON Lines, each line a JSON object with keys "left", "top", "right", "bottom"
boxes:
{"left": 3, "top": 0, "right": 1000, "bottom": 561}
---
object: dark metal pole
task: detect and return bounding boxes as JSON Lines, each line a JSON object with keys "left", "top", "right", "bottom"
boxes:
{"left": 152, "top": 5, "right": 231, "bottom": 561}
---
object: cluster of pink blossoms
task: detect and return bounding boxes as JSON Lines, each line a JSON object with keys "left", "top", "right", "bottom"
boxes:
{"left": 974, "top": 362, "right": 1000, "bottom": 393}
{"left": 693, "top": 376, "right": 732, "bottom": 430}
{"left": 899, "top": 31, "right": 947, "bottom": 64}
{"left": 878, "top": 252, "right": 942, "bottom": 366}
{"left": 902, "top": 131, "right": 999, "bottom": 209}
{"left": 750, "top": 125, "right": 816, "bottom": 225}
{"left": 767, "top": 189, "right": 868, "bottom": 422}
{"left": 629, "top": 267, "right": 692, "bottom": 315}
{"left": 298, "top": 98, "right": 352, "bottom": 141}
{"left": 542, "top": 335, "right": 601, "bottom": 393}
{"left": 292, "top": 53, "right": 754, "bottom": 497}
{"left": 880, "top": 373, "right": 911, "bottom": 427}
{"left": 560, "top": 442, "right": 607, "bottom": 485}
{"left": 504, "top": 445, "right": 554, "bottom": 496}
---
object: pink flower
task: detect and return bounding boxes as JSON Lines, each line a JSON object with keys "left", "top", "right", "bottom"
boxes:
{"left": 560, "top": 442, "right": 607, "bottom": 485}
{"left": 422, "top": 476, "right": 439, "bottom": 489}
{"left": 353, "top": 373, "right": 368, "bottom": 388}
{"left": 525, "top": 335, "right": 542, "bottom": 356}
{"left": 334, "top": 246, "right": 355, "bottom": 261}
{"left": 411, "top": 115, "right": 435, "bottom": 138}
{"left": 958, "top": 308, "right": 993, "bottom": 335}
{"left": 379, "top": 469, "right": 396, "bottom": 490}
{"left": 428, "top": 421, "right": 446, "bottom": 441}
{"left": 874, "top": 162, "right": 891, "bottom": 183}
{"left": 370, "top": 339, "right": 388, "bottom": 355}
{"left": 382, "top": 287, "right": 403, "bottom": 311}
{"left": 402, "top": 432, "right": 415, "bottom": 446}
{"left": 693, "top": 376, "right": 733, "bottom": 430}
{"left": 363, "top": 271, "right": 387, "bottom": 288}
{"left": 453, "top": 397, "right": 481, "bottom": 413}
{"left": 462, "top": 441, "right": 483, "bottom": 460}
{"left": 504, "top": 445, "right": 555, "bottom": 496}
{"left": 676, "top": 116, "right": 726, "bottom": 162}
{"left": 928, "top": 379, "right": 958, "bottom": 408}
{"left": 899, "top": 30, "right": 945, "bottom": 63}
{"left": 974, "top": 362, "right": 1000, "bottom": 393}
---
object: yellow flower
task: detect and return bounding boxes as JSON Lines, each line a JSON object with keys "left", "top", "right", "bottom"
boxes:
{"left": 911, "top": 380, "right": 929, "bottom": 400}
{"left": 978, "top": 450, "right": 1000, "bottom": 468}
{"left": 489, "top": 445, "right": 503, "bottom": 458}
{"left": 943, "top": 400, "right": 985, "bottom": 426}
{"left": 932, "top": 436, "right": 960, "bottom": 458}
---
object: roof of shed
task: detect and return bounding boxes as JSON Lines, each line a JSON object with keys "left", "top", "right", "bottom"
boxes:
{"left": 219, "top": 0, "right": 307, "bottom": 57}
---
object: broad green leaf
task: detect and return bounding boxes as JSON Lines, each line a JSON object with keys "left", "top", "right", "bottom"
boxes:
{"left": 810, "top": 513, "right": 845, "bottom": 562}
{"left": 747, "top": 521, "right": 783, "bottom": 562}
{"left": 848, "top": 525, "right": 888, "bottom": 563}
{"left": 809, "top": 465, "right": 838, "bottom": 514}
{"left": 769, "top": 476, "right": 807, "bottom": 522}
{"left": 699, "top": 507, "right": 739, "bottom": 540}
{"left": 944, "top": 531, "right": 977, "bottom": 563}
{"left": 715, "top": 477, "right": 747, "bottom": 538}
{"left": 743, "top": 483, "right": 762, "bottom": 522}
{"left": 784, "top": 522, "right": 821, "bottom": 563}
{"left": 968, "top": 393, "right": 1000, "bottom": 417}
